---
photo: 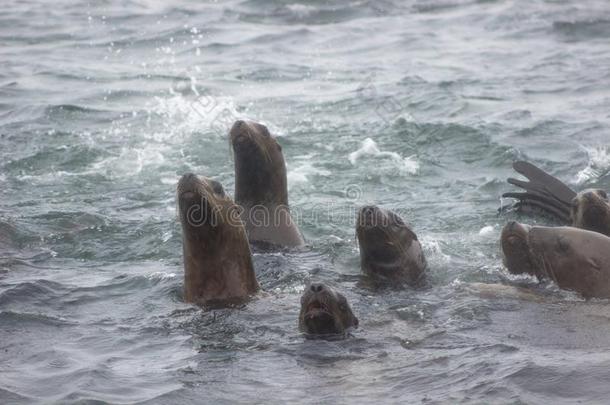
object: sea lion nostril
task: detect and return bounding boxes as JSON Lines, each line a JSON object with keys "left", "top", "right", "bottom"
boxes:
{"left": 310, "top": 283, "right": 323, "bottom": 293}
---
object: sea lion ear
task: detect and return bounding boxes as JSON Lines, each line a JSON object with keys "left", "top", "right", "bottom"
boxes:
{"left": 210, "top": 180, "right": 225, "bottom": 197}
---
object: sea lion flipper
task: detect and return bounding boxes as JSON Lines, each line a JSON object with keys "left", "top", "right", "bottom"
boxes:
{"left": 512, "top": 161, "right": 577, "bottom": 205}
{"left": 502, "top": 161, "right": 577, "bottom": 223}
{"left": 503, "top": 191, "right": 571, "bottom": 216}
{"left": 513, "top": 200, "right": 571, "bottom": 223}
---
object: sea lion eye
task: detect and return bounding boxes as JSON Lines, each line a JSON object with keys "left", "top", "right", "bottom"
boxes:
{"left": 557, "top": 236, "right": 570, "bottom": 253}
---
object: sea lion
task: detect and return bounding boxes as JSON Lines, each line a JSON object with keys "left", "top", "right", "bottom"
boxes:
{"left": 502, "top": 161, "right": 610, "bottom": 236}
{"left": 177, "top": 173, "right": 259, "bottom": 304}
{"left": 356, "top": 205, "right": 427, "bottom": 287}
{"left": 571, "top": 189, "right": 610, "bottom": 236}
{"left": 299, "top": 283, "right": 358, "bottom": 336}
{"left": 501, "top": 221, "right": 610, "bottom": 299}
{"left": 229, "top": 120, "right": 305, "bottom": 248}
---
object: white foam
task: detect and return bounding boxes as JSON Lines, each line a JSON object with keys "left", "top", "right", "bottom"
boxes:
{"left": 90, "top": 146, "right": 166, "bottom": 178}
{"left": 147, "top": 272, "right": 176, "bottom": 280}
{"left": 421, "top": 237, "right": 451, "bottom": 264}
{"left": 575, "top": 146, "right": 610, "bottom": 185}
{"left": 348, "top": 138, "right": 419, "bottom": 175}
{"left": 478, "top": 225, "right": 495, "bottom": 237}
{"left": 287, "top": 162, "right": 331, "bottom": 189}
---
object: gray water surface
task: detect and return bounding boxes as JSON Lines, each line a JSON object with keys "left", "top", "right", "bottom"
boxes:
{"left": 1, "top": 1, "right": 610, "bottom": 403}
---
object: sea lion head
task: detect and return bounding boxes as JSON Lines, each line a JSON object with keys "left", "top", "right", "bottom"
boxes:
{"left": 501, "top": 221, "right": 586, "bottom": 280}
{"left": 356, "top": 205, "right": 427, "bottom": 286}
{"left": 230, "top": 120, "right": 288, "bottom": 207}
{"left": 177, "top": 173, "right": 258, "bottom": 304}
{"left": 178, "top": 173, "right": 236, "bottom": 236}
{"left": 570, "top": 189, "right": 610, "bottom": 237}
{"left": 299, "top": 283, "right": 358, "bottom": 336}
{"left": 503, "top": 222, "right": 610, "bottom": 298}
{"left": 501, "top": 221, "right": 539, "bottom": 277}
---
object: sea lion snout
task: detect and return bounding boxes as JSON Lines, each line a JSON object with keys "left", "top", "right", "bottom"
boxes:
{"left": 177, "top": 172, "right": 200, "bottom": 194}
{"left": 358, "top": 205, "right": 381, "bottom": 228}
{"left": 501, "top": 222, "right": 538, "bottom": 276}
{"left": 309, "top": 283, "right": 325, "bottom": 293}
{"left": 230, "top": 120, "right": 269, "bottom": 144}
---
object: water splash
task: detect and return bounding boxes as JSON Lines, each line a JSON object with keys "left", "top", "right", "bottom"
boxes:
{"left": 348, "top": 138, "right": 420, "bottom": 175}
{"left": 575, "top": 146, "right": 610, "bottom": 185}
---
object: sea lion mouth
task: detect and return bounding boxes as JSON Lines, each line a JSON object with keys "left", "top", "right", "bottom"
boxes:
{"left": 305, "top": 299, "right": 330, "bottom": 315}
{"left": 180, "top": 191, "right": 197, "bottom": 200}
{"left": 303, "top": 299, "right": 338, "bottom": 335}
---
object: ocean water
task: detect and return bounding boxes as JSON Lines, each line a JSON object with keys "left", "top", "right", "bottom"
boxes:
{"left": 2, "top": 0, "right": 610, "bottom": 403}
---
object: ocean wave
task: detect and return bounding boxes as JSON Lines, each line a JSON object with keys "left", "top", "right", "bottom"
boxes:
{"left": 348, "top": 138, "right": 420, "bottom": 175}
{"left": 553, "top": 19, "right": 610, "bottom": 41}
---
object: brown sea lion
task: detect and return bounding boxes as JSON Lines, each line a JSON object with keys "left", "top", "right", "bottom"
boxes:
{"left": 502, "top": 161, "right": 610, "bottom": 236}
{"left": 229, "top": 120, "right": 305, "bottom": 248}
{"left": 299, "top": 283, "right": 358, "bottom": 336}
{"left": 177, "top": 173, "right": 259, "bottom": 304}
{"left": 356, "top": 205, "right": 427, "bottom": 287}
{"left": 501, "top": 221, "right": 610, "bottom": 299}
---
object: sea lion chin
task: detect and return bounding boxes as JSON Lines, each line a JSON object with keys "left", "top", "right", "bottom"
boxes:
{"left": 230, "top": 120, "right": 305, "bottom": 249}
{"left": 178, "top": 173, "right": 259, "bottom": 305}
{"left": 501, "top": 221, "right": 610, "bottom": 299}
{"left": 356, "top": 205, "right": 427, "bottom": 287}
{"left": 298, "top": 283, "right": 358, "bottom": 337}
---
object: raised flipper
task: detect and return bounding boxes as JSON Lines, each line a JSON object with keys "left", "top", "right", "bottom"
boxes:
{"left": 502, "top": 191, "right": 571, "bottom": 218}
{"left": 501, "top": 161, "right": 577, "bottom": 224}
{"left": 512, "top": 161, "right": 576, "bottom": 206}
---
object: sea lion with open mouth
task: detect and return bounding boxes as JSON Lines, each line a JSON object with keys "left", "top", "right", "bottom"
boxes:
{"left": 299, "top": 283, "right": 358, "bottom": 336}
{"left": 501, "top": 221, "right": 610, "bottom": 299}
{"left": 178, "top": 173, "right": 259, "bottom": 305}
{"left": 501, "top": 161, "right": 610, "bottom": 236}
{"left": 230, "top": 120, "right": 305, "bottom": 248}
{"left": 356, "top": 205, "right": 427, "bottom": 287}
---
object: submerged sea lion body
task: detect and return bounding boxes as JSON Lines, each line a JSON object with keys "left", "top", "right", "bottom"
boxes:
{"left": 299, "top": 283, "right": 358, "bottom": 337}
{"left": 178, "top": 173, "right": 259, "bottom": 305}
{"left": 356, "top": 205, "right": 427, "bottom": 287}
{"left": 230, "top": 120, "right": 304, "bottom": 248}
{"left": 501, "top": 221, "right": 610, "bottom": 299}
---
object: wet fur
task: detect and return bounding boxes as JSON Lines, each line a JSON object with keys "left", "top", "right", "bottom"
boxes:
{"left": 178, "top": 174, "right": 259, "bottom": 304}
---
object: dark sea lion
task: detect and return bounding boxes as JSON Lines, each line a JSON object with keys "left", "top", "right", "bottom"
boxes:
{"left": 571, "top": 189, "right": 610, "bottom": 236}
{"left": 502, "top": 161, "right": 610, "bottom": 236}
{"left": 501, "top": 221, "right": 610, "bottom": 298}
{"left": 177, "top": 173, "right": 259, "bottom": 304}
{"left": 299, "top": 283, "right": 358, "bottom": 336}
{"left": 229, "top": 120, "right": 305, "bottom": 248}
{"left": 356, "top": 205, "right": 427, "bottom": 287}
